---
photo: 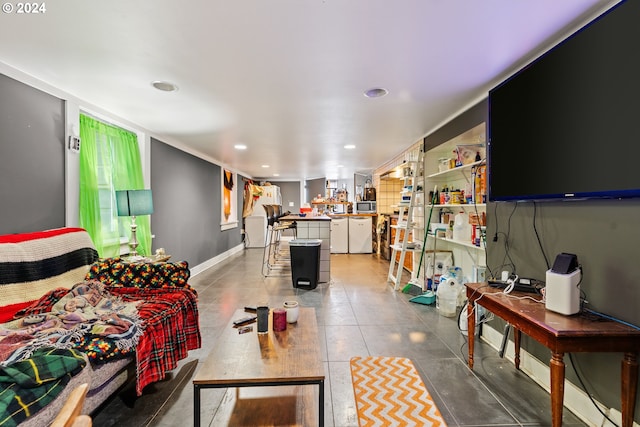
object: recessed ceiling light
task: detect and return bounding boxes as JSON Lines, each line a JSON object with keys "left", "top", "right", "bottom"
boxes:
{"left": 273, "top": 173, "right": 280, "bottom": 177}
{"left": 151, "top": 81, "right": 179, "bottom": 92}
{"left": 234, "top": 144, "right": 247, "bottom": 150}
{"left": 344, "top": 144, "right": 356, "bottom": 150}
{"left": 337, "top": 165, "right": 344, "bottom": 168}
{"left": 261, "top": 164, "right": 270, "bottom": 168}
{"left": 364, "top": 87, "right": 388, "bottom": 98}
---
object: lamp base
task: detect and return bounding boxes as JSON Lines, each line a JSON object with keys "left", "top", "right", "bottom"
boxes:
{"left": 129, "top": 216, "right": 139, "bottom": 257}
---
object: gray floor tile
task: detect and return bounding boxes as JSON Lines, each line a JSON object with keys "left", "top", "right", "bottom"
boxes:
{"left": 90, "top": 248, "right": 588, "bottom": 427}
{"left": 325, "top": 325, "right": 369, "bottom": 362}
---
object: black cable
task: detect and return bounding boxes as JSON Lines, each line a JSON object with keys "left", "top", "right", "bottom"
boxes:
{"left": 505, "top": 203, "right": 518, "bottom": 275}
{"left": 532, "top": 202, "right": 550, "bottom": 270}
{"left": 568, "top": 353, "right": 620, "bottom": 427}
{"left": 575, "top": 265, "right": 589, "bottom": 310}
{"left": 492, "top": 194, "right": 499, "bottom": 242}
{"left": 491, "top": 202, "right": 518, "bottom": 278}
{"left": 471, "top": 196, "right": 489, "bottom": 278}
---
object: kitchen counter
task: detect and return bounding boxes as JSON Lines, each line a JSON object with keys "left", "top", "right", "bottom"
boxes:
{"left": 279, "top": 214, "right": 331, "bottom": 221}
{"left": 328, "top": 213, "right": 377, "bottom": 217}
{"left": 279, "top": 214, "right": 331, "bottom": 283}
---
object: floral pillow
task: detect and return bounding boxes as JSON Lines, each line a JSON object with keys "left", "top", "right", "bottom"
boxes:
{"left": 86, "top": 258, "right": 192, "bottom": 291}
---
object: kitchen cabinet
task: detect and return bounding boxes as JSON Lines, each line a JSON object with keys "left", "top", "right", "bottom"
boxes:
{"left": 330, "top": 217, "right": 349, "bottom": 253}
{"left": 348, "top": 216, "right": 372, "bottom": 253}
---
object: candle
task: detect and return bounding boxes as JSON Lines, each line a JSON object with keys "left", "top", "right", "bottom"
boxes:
{"left": 273, "top": 308, "right": 287, "bottom": 332}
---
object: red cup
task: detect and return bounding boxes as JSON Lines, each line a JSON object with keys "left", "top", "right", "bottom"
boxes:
{"left": 273, "top": 308, "right": 287, "bottom": 332}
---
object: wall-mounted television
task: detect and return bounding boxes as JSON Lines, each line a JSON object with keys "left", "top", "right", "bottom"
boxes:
{"left": 488, "top": 0, "right": 640, "bottom": 202}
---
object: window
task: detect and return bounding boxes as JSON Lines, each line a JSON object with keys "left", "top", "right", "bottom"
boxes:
{"left": 78, "top": 114, "right": 151, "bottom": 257}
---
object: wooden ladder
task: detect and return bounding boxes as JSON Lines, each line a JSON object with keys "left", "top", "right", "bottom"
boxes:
{"left": 387, "top": 149, "right": 425, "bottom": 289}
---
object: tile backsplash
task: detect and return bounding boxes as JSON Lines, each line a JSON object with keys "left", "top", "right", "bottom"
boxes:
{"left": 373, "top": 139, "right": 423, "bottom": 215}
{"left": 377, "top": 179, "right": 404, "bottom": 214}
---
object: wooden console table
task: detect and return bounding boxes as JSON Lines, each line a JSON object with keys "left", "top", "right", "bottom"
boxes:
{"left": 466, "top": 282, "right": 640, "bottom": 427}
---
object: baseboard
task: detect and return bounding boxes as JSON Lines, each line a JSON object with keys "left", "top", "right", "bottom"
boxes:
{"left": 190, "top": 243, "right": 245, "bottom": 277}
{"left": 480, "top": 324, "right": 639, "bottom": 427}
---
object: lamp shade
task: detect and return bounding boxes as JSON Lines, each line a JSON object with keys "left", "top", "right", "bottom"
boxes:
{"left": 116, "top": 189, "right": 154, "bottom": 217}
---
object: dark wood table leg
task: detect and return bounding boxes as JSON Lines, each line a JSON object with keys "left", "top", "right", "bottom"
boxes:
{"left": 194, "top": 385, "right": 201, "bottom": 427}
{"left": 319, "top": 379, "right": 325, "bottom": 426}
{"left": 468, "top": 300, "right": 476, "bottom": 370}
{"left": 550, "top": 352, "right": 565, "bottom": 427}
{"left": 513, "top": 328, "right": 521, "bottom": 370}
{"left": 621, "top": 352, "right": 638, "bottom": 427}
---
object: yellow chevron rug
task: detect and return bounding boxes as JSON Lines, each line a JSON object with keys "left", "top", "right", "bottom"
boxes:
{"left": 350, "top": 356, "right": 447, "bottom": 427}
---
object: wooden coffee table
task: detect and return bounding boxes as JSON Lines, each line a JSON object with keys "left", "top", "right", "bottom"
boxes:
{"left": 193, "top": 307, "right": 325, "bottom": 426}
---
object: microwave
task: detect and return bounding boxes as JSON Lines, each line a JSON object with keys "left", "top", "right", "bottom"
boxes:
{"left": 356, "top": 201, "right": 376, "bottom": 213}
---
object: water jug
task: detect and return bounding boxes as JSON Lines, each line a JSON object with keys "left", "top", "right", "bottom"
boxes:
{"left": 452, "top": 211, "right": 469, "bottom": 242}
{"left": 436, "top": 277, "right": 459, "bottom": 317}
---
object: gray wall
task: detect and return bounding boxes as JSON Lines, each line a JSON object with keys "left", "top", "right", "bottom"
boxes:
{"left": 0, "top": 74, "right": 65, "bottom": 234}
{"left": 486, "top": 199, "right": 640, "bottom": 414}
{"left": 150, "top": 139, "right": 243, "bottom": 265}
{"left": 277, "top": 180, "right": 301, "bottom": 214}
{"left": 0, "top": 73, "right": 242, "bottom": 271}
{"left": 305, "top": 178, "right": 325, "bottom": 204}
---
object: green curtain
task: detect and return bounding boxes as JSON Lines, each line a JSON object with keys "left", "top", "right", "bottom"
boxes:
{"left": 79, "top": 114, "right": 151, "bottom": 257}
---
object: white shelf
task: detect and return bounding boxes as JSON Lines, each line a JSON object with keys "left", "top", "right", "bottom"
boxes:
{"left": 391, "top": 243, "right": 421, "bottom": 252}
{"left": 391, "top": 222, "right": 422, "bottom": 230}
{"left": 434, "top": 203, "right": 486, "bottom": 209}
{"left": 422, "top": 122, "right": 487, "bottom": 282}
{"left": 429, "top": 233, "right": 485, "bottom": 250}
{"left": 427, "top": 160, "right": 484, "bottom": 179}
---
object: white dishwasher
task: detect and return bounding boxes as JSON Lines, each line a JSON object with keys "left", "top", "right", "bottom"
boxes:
{"left": 348, "top": 216, "right": 373, "bottom": 253}
{"left": 330, "top": 217, "right": 349, "bottom": 253}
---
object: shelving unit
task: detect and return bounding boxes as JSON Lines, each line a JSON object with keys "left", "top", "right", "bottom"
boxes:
{"left": 423, "top": 123, "right": 487, "bottom": 280}
{"left": 311, "top": 201, "right": 350, "bottom": 214}
{"left": 387, "top": 149, "right": 425, "bottom": 290}
{"left": 311, "top": 201, "right": 350, "bottom": 206}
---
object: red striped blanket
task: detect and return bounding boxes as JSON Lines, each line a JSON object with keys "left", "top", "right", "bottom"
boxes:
{"left": 0, "top": 227, "right": 99, "bottom": 323}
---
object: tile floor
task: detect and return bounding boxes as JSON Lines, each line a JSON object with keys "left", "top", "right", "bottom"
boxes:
{"left": 93, "top": 245, "right": 588, "bottom": 426}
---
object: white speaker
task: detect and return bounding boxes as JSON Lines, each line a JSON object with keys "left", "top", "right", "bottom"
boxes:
{"left": 545, "top": 268, "right": 581, "bottom": 315}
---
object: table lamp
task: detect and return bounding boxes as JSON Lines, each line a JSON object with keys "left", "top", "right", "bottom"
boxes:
{"left": 116, "top": 189, "right": 153, "bottom": 257}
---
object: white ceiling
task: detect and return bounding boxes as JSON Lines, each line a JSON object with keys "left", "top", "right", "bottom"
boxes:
{"left": 0, "top": 0, "right": 617, "bottom": 181}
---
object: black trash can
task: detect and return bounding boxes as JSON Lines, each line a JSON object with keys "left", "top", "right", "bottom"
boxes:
{"left": 289, "top": 239, "right": 322, "bottom": 289}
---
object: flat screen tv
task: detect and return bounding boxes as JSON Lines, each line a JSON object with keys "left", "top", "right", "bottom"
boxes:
{"left": 488, "top": 0, "right": 640, "bottom": 202}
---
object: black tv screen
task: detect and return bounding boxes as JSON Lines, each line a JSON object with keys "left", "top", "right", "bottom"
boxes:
{"left": 488, "top": 0, "right": 640, "bottom": 202}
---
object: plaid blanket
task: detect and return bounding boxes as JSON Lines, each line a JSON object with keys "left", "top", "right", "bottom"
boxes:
{"left": 109, "top": 286, "right": 201, "bottom": 395}
{"left": 6, "top": 285, "right": 200, "bottom": 396}
{"left": 0, "top": 348, "right": 86, "bottom": 427}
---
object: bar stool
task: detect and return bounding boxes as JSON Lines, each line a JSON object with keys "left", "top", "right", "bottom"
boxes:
{"left": 273, "top": 205, "right": 297, "bottom": 239}
{"left": 261, "top": 205, "right": 291, "bottom": 276}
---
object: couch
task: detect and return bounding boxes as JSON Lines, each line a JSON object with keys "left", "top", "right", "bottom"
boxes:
{"left": 0, "top": 227, "right": 201, "bottom": 427}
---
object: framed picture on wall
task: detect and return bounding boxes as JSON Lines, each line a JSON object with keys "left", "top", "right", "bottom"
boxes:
{"left": 221, "top": 169, "right": 238, "bottom": 231}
